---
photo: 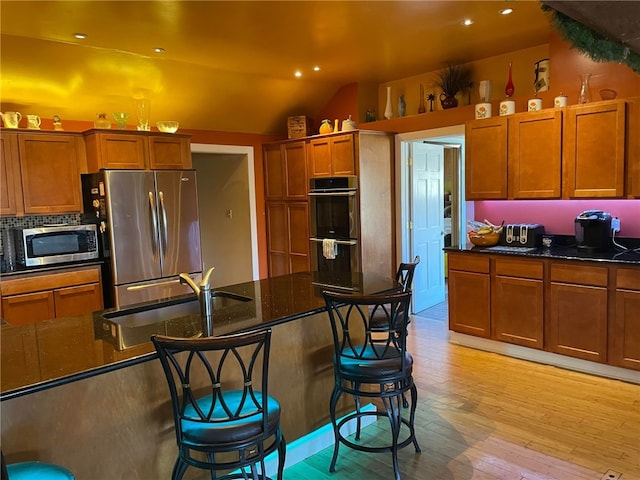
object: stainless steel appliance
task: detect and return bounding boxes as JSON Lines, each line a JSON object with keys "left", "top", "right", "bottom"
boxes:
{"left": 82, "top": 170, "right": 202, "bottom": 308}
{"left": 308, "top": 176, "right": 360, "bottom": 272}
{"left": 575, "top": 210, "right": 612, "bottom": 253}
{"left": 499, "top": 224, "right": 545, "bottom": 248}
{"left": 13, "top": 224, "right": 99, "bottom": 267}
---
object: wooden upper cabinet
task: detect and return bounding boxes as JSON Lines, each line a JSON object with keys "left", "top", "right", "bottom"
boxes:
{"left": 264, "top": 143, "right": 285, "bottom": 200}
{"left": 17, "top": 133, "right": 83, "bottom": 214}
{"left": 0, "top": 133, "right": 21, "bottom": 215}
{"left": 307, "top": 133, "right": 355, "bottom": 178}
{"left": 84, "top": 131, "right": 191, "bottom": 171}
{"left": 563, "top": 99, "right": 627, "bottom": 198}
{"left": 508, "top": 109, "right": 562, "bottom": 199}
{"left": 148, "top": 135, "right": 192, "bottom": 169}
{"left": 626, "top": 97, "right": 640, "bottom": 198}
{"left": 283, "top": 141, "right": 308, "bottom": 199}
{"left": 465, "top": 117, "right": 508, "bottom": 199}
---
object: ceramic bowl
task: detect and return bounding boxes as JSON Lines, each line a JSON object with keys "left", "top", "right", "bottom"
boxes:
{"left": 599, "top": 89, "right": 617, "bottom": 100}
{"left": 156, "top": 121, "right": 179, "bottom": 133}
{"left": 468, "top": 232, "right": 500, "bottom": 247}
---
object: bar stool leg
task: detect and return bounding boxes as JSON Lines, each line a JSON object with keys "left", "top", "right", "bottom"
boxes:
{"left": 329, "top": 385, "right": 342, "bottom": 473}
{"left": 410, "top": 384, "right": 421, "bottom": 452}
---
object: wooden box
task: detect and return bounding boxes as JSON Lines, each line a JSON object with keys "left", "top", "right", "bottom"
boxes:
{"left": 287, "top": 116, "right": 313, "bottom": 139}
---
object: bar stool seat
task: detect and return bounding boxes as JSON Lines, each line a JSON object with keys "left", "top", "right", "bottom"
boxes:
{"left": 4, "top": 461, "right": 75, "bottom": 480}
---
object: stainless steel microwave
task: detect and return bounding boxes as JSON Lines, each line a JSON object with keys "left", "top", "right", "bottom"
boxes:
{"left": 14, "top": 224, "right": 99, "bottom": 267}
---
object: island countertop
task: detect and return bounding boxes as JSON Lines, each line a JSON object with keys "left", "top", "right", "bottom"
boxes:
{"left": 1, "top": 271, "right": 399, "bottom": 400}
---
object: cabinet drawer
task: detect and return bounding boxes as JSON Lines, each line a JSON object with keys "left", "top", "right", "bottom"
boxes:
{"left": 550, "top": 263, "right": 608, "bottom": 287}
{"left": 1, "top": 267, "right": 101, "bottom": 296}
{"left": 494, "top": 257, "right": 543, "bottom": 279}
{"left": 448, "top": 253, "right": 489, "bottom": 274}
{"left": 617, "top": 268, "right": 640, "bottom": 290}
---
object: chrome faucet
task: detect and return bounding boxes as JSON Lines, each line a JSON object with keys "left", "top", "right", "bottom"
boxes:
{"left": 180, "top": 267, "right": 215, "bottom": 336}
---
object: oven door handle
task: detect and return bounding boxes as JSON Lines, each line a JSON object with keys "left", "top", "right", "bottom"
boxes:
{"left": 310, "top": 237, "right": 357, "bottom": 246}
{"left": 308, "top": 191, "right": 357, "bottom": 197}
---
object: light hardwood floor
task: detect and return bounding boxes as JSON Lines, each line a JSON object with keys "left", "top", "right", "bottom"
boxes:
{"left": 284, "top": 302, "right": 640, "bottom": 480}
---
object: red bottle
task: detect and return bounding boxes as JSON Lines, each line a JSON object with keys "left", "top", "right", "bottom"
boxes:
{"left": 505, "top": 62, "right": 515, "bottom": 98}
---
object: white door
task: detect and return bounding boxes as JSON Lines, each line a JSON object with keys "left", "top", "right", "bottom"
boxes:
{"left": 411, "top": 142, "right": 445, "bottom": 312}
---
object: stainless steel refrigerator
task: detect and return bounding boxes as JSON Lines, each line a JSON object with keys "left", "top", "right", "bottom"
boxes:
{"left": 82, "top": 170, "right": 202, "bottom": 308}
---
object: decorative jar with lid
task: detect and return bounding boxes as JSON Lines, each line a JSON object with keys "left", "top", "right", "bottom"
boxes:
{"left": 94, "top": 113, "right": 111, "bottom": 129}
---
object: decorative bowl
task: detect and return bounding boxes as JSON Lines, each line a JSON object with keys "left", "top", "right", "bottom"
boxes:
{"left": 468, "top": 232, "right": 500, "bottom": 247}
{"left": 156, "top": 121, "right": 179, "bottom": 133}
{"left": 599, "top": 89, "right": 617, "bottom": 100}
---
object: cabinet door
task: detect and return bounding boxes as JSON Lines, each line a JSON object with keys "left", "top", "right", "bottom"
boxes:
{"left": 508, "top": 110, "right": 562, "bottom": 199}
{"left": 91, "top": 133, "right": 147, "bottom": 169}
{"left": 612, "top": 288, "right": 640, "bottom": 370}
{"left": 331, "top": 134, "right": 356, "bottom": 176}
{"left": 626, "top": 98, "right": 640, "bottom": 197}
{"left": 287, "top": 202, "right": 310, "bottom": 273}
{"left": 148, "top": 135, "right": 191, "bottom": 169}
{"left": 563, "top": 100, "right": 626, "bottom": 198}
{"left": 0, "top": 133, "right": 21, "bottom": 215}
{"left": 448, "top": 269, "right": 490, "bottom": 337}
{"left": 492, "top": 275, "right": 544, "bottom": 349}
{"left": 283, "top": 141, "right": 308, "bottom": 199}
{"left": 266, "top": 202, "right": 288, "bottom": 276}
{"left": 264, "top": 144, "right": 285, "bottom": 200}
{"left": 549, "top": 282, "right": 607, "bottom": 363}
{"left": 465, "top": 117, "right": 508, "bottom": 199}
{"left": 54, "top": 283, "right": 104, "bottom": 318}
{"left": 1, "top": 291, "right": 55, "bottom": 325}
{"left": 17, "top": 133, "right": 82, "bottom": 214}
{"left": 308, "top": 137, "right": 332, "bottom": 177}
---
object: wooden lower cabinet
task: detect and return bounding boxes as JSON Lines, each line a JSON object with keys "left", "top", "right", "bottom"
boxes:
{"left": 611, "top": 268, "right": 640, "bottom": 370}
{"left": 266, "top": 202, "right": 309, "bottom": 277}
{"left": 491, "top": 258, "right": 544, "bottom": 349}
{"left": 0, "top": 265, "right": 103, "bottom": 325}
{"left": 448, "top": 254, "right": 490, "bottom": 337}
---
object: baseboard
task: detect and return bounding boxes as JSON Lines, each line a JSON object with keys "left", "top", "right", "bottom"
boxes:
{"left": 449, "top": 331, "right": 640, "bottom": 385}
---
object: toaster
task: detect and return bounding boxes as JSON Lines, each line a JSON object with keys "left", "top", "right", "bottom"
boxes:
{"left": 500, "top": 224, "right": 545, "bottom": 248}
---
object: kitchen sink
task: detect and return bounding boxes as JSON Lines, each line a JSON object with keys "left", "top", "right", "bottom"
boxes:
{"left": 96, "top": 291, "right": 253, "bottom": 351}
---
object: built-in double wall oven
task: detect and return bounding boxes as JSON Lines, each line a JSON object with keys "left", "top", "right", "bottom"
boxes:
{"left": 308, "top": 176, "right": 360, "bottom": 273}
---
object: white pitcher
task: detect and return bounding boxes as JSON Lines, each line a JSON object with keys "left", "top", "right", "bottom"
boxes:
{"left": 1, "top": 111, "right": 22, "bottom": 128}
{"left": 27, "top": 114, "right": 41, "bottom": 129}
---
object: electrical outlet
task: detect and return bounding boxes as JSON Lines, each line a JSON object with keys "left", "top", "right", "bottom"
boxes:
{"left": 611, "top": 217, "right": 621, "bottom": 233}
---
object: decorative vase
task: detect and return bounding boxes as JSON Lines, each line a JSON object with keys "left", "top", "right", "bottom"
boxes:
{"left": 418, "top": 84, "right": 426, "bottom": 114}
{"left": 384, "top": 86, "right": 393, "bottom": 119}
{"left": 478, "top": 80, "right": 492, "bottom": 102}
{"left": 398, "top": 94, "right": 406, "bottom": 117}
{"left": 133, "top": 97, "right": 151, "bottom": 131}
{"left": 94, "top": 113, "right": 111, "bottom": 129}
{"left": 440, "top": 93, "right": 458, "bottom": 110}
{"left": 319, "top": 119, "right": 333, "bottom": 134}
{"left": 578, "top": 73, "right": 592, "bottom": 104}
{"left": 505, "top": 62, "right": 515, "bottom": 98}
{"left": 112, "top": 112, "right": 129, "bottom": 129}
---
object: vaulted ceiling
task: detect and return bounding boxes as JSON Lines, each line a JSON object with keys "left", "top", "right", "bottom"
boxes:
{"left": 0, "top": 1, "right": 566, "bottom": 135}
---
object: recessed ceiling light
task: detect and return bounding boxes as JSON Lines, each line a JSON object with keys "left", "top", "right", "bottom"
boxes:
{"left": 294, "top": 71, "right": 302, "bottom": 78}
{"left": 500, "top": 8, "right": 513, "bottom": 15}
{"left": 154, "top": 47, "right": 165, "bottom": 53}
{"left": 462, "top": 19, "right": 474, "bottom": 26}
{"left": 74, "top": 33, "right": 87, "bottom": 39}
{"left": 313, "top": 66, "right": 320, "bottom": 72}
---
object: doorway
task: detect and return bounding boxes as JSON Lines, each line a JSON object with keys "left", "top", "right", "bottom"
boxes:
{"left": 190, "top": 144, "right": 260, "bottom": 288}
{"left": 397, "top": 125, "right": 466, "bottom": 313}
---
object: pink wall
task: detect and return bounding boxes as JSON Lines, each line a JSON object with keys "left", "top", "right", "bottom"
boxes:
{"left": 473, "top": 200, "right": 640, "bottom": 237}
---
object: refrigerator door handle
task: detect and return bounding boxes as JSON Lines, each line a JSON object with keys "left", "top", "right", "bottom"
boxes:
{"left": 148, "top": 191, "right": 160, "bottom": 261}
{"left": 159, "top": 190, "right": 169, "bottom": 258}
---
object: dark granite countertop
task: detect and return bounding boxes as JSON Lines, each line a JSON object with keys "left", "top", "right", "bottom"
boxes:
{"left": 0, "top": 271, "right": 399, "bottom": 400}
{"left": 445, "top": 243, "right": 640, "bottom": 265}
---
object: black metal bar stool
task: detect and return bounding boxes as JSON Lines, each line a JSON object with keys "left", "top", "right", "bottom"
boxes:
{"left": 152, "top": 328, "right": 286, "bottom": 480}
{"left": 323, "top": 290, "right": 420, "bottom": 480}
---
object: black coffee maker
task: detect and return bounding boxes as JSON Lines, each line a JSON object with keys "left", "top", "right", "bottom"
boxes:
{"left": 575, "top": 210, "right": 612, "bottom": 253}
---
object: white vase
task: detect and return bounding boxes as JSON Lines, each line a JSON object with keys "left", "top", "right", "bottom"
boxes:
{"left": 384, "top": 86, "right": 393, "bottom": 119}
{"left": 478, "top": 80, "right": 492, "bottom": 102}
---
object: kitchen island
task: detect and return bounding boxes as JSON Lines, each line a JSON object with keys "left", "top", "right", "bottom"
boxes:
{"left": 1, "top": 271, "right": 400, "bottom": 479}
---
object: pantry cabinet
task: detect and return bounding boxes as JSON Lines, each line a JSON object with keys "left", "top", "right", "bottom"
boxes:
{"left": 265, "top": 201, "right": 310, "bottom": 277}
{"left": 307, "top": 133, "right": 355, "bottom": 177}
{"left": 611, "top": 268, "right": 640, "bottom": 370}
{"left": 0, "top": 265, "right": 103, "bottom": 325}
{"left": 563, "top": 99, "right": 626, "bottom": 198}
{"left": 84, "top": 130, "right": 191, "bottom": 171}
{"left": 264, "top": 140, "right": 308, "bottom": 200}
{"left": 491, "top": 257, "right": 544, "bottom": 349}
{"left": 0, "top": 131, "right": 85, "bottom": 215}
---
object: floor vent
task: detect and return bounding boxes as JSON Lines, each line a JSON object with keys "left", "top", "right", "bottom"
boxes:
{"left": 600, "top": 469, "right": 623, "bottom": 480}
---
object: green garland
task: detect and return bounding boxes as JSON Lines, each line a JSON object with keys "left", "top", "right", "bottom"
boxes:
{"left": 541, "top": 4, "right": 640, "bottom": 73}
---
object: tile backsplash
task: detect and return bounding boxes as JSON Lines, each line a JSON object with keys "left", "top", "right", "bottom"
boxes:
{"left": 0, "top": 214, "right": 82, "bottom": 253}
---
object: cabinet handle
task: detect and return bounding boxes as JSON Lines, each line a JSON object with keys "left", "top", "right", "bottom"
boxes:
{"left": 56, "top": 284, "right": 96, "bottom": 296}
